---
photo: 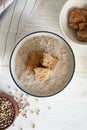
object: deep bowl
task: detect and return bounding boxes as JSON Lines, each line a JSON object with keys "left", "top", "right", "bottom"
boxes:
{"left": 0, "top": 92, "right": 19, "bottom": 129}
{"left": 9, "top": 31, "right": 75, "bottom": 97}
{"left": 59, "top": 0, "right": 87, "bottom": 45}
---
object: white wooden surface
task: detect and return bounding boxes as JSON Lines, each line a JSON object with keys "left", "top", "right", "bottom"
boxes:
{"left": 0, "top": 0, "right": 87, "bottom": 130}
{"left": 17, "top": 0, "right": 87, "bottom": 74}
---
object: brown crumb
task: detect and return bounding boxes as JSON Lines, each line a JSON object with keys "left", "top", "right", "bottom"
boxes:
{"left": 69, "top": 8, "right": 87, "bottom": 23}
{"left": 77, "top": 30, "right": 87, "bottom": 42}
{"left": 26, "top": 52, "right": 59, "bottom": 81}
{"left": 26, "top": 52, "right": 43, "bottom": 71}
{"left": 42, "top": 52, "right": 59, "bottom": 70}
{"left": 68, "top": 8, "right": 87, "bottom": 42}
{"left": 79, "top": 23, "right": 87, "bottom": 31}
{"left": 68, "top": 22, "right": 79, "bottom": 30}
{"left": 34, "top": 67, "right": 51, "bottom": 81}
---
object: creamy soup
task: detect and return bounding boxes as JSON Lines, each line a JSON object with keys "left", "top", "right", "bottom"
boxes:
{"left": 14, "top": 35, "right": 74, "bottom": 96}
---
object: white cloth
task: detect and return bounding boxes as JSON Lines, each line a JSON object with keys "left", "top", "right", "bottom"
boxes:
{"left": 0, "top": 0, "right": 41, "bottom": 65}
{"left": 0, "top": 0, "right": 14, "bottom": 15}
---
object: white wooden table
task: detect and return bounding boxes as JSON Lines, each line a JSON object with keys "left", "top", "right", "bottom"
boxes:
{"left": 0, "top": 0, "right": 87, "bottom": 130}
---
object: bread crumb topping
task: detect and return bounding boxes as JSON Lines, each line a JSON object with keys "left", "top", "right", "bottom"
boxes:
{"left": 68, "top": 8, "right": 87, "bottom": 42}
{"left": 26, "top": 52, "right": 59, "bottom": 81}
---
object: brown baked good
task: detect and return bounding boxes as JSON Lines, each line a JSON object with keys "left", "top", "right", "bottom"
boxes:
{"left": 27, "top": 52, "right": 59, "bottom": 71}
{"left": 41, "top": 53, "right": 59, "bottom": 70}
{"left": 69, "top": 8, "right": 87, "bottom": 23}
{"left": 68, "top": 8, "right": 87, "bottom": 42}
{"left": 34, "top": 67, "right": 51, "bottom": 81}
{"left": 79, "top": 23, "right": 87, "bottom": 31}
{"left": 27, "top": 52, "right": 59, "bottom": 81}
{"left": 68, "top": 22, "right": 79, "bottom": 30}
{"left": 26, "top": 52, "right": 43, "bottom": 71}
{"left": 77, "top": 31, "right": 87, "bottom": 42}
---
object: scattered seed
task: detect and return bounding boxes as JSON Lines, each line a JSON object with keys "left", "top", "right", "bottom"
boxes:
{"left": 27, "top": 102, "right": 30, "bottom": 106}
{"left": 35, "top": 108, "right": 40, "bottom": 115}
{"left": 30, "top": 110, "right": 34, "bottom": 114}
{"left": 35, "top": 98, "right": 38, "bottom": 101}
{"left": 9, "top": 91, "right": 12, "bottom": 95}
{"left": 25, "top": 94, "right": 28, "bottom": 97}
{"left": 36, "top": 112, "right": 39, "bottom": 115}
{"left": 19, "top": 110, "right": 21, "bottom": 113}
{"left": 20, "top": 93, "right": 24, "bottom": 98}
{"left": 24, "top": 109, "right": 27, "bottom": 112}
{"left": 24, "top": 98, "right": 27, "bottom": 101}
{"left": 47, "top": 106, "right": 51, "bottom": 110}
{"left": 0, "top": 98, "right": 15, "bottom": 129}
{"left": 7, "top": 86, "right": 11, "bottom": 89}
{"left": 18, "top": 99, "right": 23, "bottom": 102}
{"left": 15, "top": 97, "right": 18, "bottom": 100}
{"left": 31, "top": 123, "right": 36, "bottom": 128}
{"left": 14, "top": 88, "right": 18, "bottom": 92}
{"left": 12, "top": 123, "right": 15, "bottom": 126}
{"left": 37, "top": 109, "right": 40, "bottom": 112}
